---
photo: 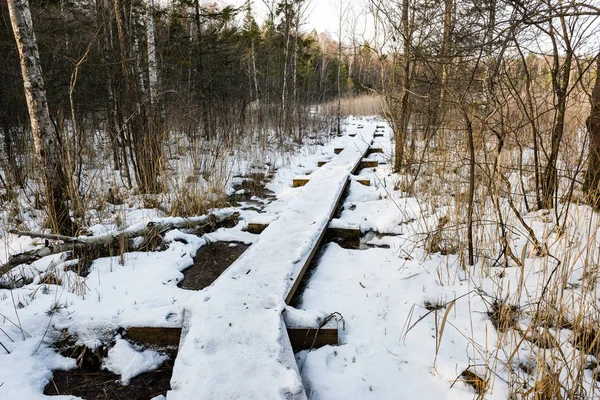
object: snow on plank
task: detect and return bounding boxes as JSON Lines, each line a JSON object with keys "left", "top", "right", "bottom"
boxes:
{"left": 168, "top": 126, "right": 375, "bottom": 400}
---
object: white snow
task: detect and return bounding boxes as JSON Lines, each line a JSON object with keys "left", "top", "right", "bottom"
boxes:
{"left": 4, "top": 116, "right": 600, "bottom": 400}
{"left": 247, "top": 214, "right": 279, "bottom": 225}
{"left": 102, "top": 336, "right": 168, "bottom": 384}
{"left": 167, "top": 125, "right": 376, "bottom": 400}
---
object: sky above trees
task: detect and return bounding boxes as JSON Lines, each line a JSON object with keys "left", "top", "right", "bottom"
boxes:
{"left": 226, "top": 0, "right": 372, "bottom": 38}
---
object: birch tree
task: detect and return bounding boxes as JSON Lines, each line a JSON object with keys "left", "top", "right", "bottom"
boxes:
{"left": 7, "top": 0, "right": 74, "bottom": 234}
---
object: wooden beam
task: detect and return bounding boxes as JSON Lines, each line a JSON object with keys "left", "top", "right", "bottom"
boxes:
{"left": 287, "top": 319, "right": 339, "bottom": 352}
{"left": 360, "top": 159, "right": 379, "bottom": 169}
{"left": 292, "top": 176, "right": 310, "bottom": 187}
{"left": 373, "top": 132, "right": 384, "bottom": 137}
{"left": 284, "top": 139, "right": 371, "bottom": 305}
{"left": 327, "top": 219, "right": 361, "bottom": 244}
{"left": 367, "top": 147, "right": 383, "bottom": 155}
{"left": 247, "top": 223, "right": 268, "bottom": 234}
{"left": 126, "top": 327, "right": 182, "bottom": 347}
{"left": 246, "top": 215, "right": 278, "bottom": 234}
{"left": 354, "top": 178, "right": 370, "bottom": 186}
{"left": 125, "top": 323, "right": 338, "bottom": 353}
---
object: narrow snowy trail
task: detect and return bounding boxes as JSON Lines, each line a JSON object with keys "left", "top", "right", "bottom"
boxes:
{"left": 167, "top": 125, "right": 375, "bottom": 399}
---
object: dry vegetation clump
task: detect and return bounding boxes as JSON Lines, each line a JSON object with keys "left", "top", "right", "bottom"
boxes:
{"left": 459, "top": 368, "right": 489, "bottom": 398}
{"left": 322, "top": 95, "right": 384, "bottom": 117}
{"left": 394, "top": 74, "right": 600, "bottom": 396}
{"left": 487, "top": 300, "right": 521, "bottom": 333}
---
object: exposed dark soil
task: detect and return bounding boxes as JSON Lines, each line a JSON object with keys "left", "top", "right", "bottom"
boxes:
{"left": 329, "top": 230, "right": 396, "bottom": 250}
{"left": 230, "top": 172, "right": 276, "bottom": 204}
{"left": 178, "top": 241, "right": 250, "bottom": 290}
{"left": 64, "top": 213, "right": 240, "bottom": 279}
{"left": 44, "top": 359, "right": 174, "bottom": 399}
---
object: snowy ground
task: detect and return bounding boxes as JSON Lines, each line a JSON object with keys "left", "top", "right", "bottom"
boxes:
{"left": 2, "top": 116, "right": 600, "bottom": 399}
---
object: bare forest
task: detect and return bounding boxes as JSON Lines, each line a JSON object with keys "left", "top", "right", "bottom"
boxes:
{"left": 2, "top": 0, "right": 600, "bottom": 399}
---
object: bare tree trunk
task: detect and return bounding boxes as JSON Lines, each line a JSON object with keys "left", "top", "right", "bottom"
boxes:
{"left": 433, "top": 0, "right": 452, "bottom": 142}
{"left": 7, "top": 0, "right": 74, "bottom": 234}
{"left": 585, "top": 53, "right": 600, "bottom": 208}
{"left": 394, "top": 0, "right": 411, "bottom": 172}
{"left": 541, "top": 20, "right": 572, "bottom": 210}
{"left": 337, "top": 0, "right": 343, "bottom": 136}
{"left": 146, "top": 0, "right": 159, "bottom": 107}
{"left": 292, "top": 9, "right": 300, "bottom": 142}
{"left": 463, "top": 107, "right": 475, "bottom": 266}
{"left": 281, "top": 1, "right": 290, "bottom": 136}
{"left": 113, "top": 0, "right": 160, "bottom": 193}
{"left": 251, "top": 39, "right": 259, "bottom": 104}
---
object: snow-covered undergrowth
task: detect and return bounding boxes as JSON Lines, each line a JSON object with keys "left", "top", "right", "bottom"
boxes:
{"left": 0, "top": 118, "right": 365, "bottom": 398}
{"left": 1, "top": 115, "right": 599, "bottom": 399}
{"left": 296, "top": 124, "right": 600, "bottom": 399}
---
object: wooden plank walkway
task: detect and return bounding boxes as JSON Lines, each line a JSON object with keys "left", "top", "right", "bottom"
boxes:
{"left": 167, "top": 125, "right": 375, "bottom": 400}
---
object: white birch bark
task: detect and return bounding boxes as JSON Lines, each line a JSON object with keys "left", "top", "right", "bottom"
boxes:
{"left": 7, "top": 0, "right": 71, "bottom": 232}
{"left": 146, "top": 0, "right": 159, "bottom": 106}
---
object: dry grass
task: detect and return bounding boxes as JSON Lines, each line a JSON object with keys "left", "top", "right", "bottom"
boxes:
{"left": 321, "top": 94, "right": 384, "bottom": 117}
{"left": 394, "top": 73, "right": 600, "bottom": 398}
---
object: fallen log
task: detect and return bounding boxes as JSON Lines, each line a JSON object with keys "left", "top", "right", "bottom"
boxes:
{"left": 0, "top": 210, "right": 239, "bottom": 278}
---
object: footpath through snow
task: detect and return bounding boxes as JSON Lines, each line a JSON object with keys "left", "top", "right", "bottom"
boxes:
{"left": 167, "top": 125, "right": 376, "bottom": 399}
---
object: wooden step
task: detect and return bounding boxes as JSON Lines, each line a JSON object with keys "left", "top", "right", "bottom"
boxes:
{"left": 246, "top": 215, "right": 278, "bottom": 234}
{"left": 353, "top": 177, "right": 371, "bottom": 186}
{"left": 360, "top": 159, "right": 379, "bottom": 169}
{"left": 126, "top": 321, "right": 338, "bottom": 353}
{"left": 327, "top": 219, "right": 361, "bottom": 243}
{"left": 126, "top": 326, "right": 182, "bottom": 347}
{"left": 367, "top": 147, "right": 383, "bottom": 155}
{"left": 334, "top": 148, "right": 344, "bottom": 155}
{"left": 318, "top": 161, "right": 328, "bottom": 167}
{"left": 292, "top": 176, "right": 310, "bottom": 187}
{"left": 287, "top": 319, "right": 339, "bottom": 351}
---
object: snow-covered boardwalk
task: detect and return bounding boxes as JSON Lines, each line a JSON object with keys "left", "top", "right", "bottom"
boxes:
{"left": 168, "top": 125, "right": 375, "bottom": 399}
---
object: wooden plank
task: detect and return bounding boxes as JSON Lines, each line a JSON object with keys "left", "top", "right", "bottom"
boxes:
{"left": 373, "top": 132, "right": 384, "bottom": 137}
{"left": 284, "top": 178, "right": 350, "bottom": 304}
{"left": 367, "top": 147, "right": 383, "bottom": 155}
{"left": 353, "top": 177, "right": 370, "bottom": 186}
{"left": 284, "top": 141, "right": 369, "bottom": 305}
{"left": 247, "top": 222, "right": 268, "bottom": 234}
{"left": 126, "top": 327, "right": 182, "bottom": 347}
{"left": 327, "top": 227, "right": 360, "bottom": 243}
{"left": 169, "top": 128, "right": 374, "bottom": 400}
{"left": 125, "top": 324, "right": 337, "bottom": 353}
{"left": 292, "top": 177, "right": 310, "bottom": 187}
{"left": 287, "top": 320, "right": 339, "bottom": 352}
{"left": 334, "top": 148, "right": 344, "bottom": 155}
{"left": 317, "top": 161, "right": 328, "bottom": 167}
{"left": 360, "top": 159, "right": 379, "bottom": 169}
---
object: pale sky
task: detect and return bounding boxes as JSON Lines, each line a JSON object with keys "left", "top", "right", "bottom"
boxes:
{"left": 224, "top": 0, "right": 373, "bottom": 40}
